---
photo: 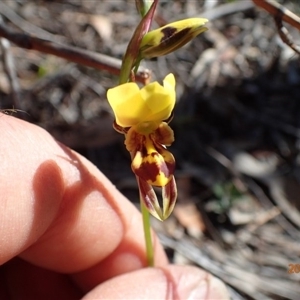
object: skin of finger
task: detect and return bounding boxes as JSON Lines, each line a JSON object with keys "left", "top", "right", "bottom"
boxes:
{"left": 0, "top": 114, "right": 167, "bottom": 277}
{"left": 71, "top": 215, "right": 162, "bottom": 292}
{"left": 82, "top": 265, "right": 230, "bottom": 300}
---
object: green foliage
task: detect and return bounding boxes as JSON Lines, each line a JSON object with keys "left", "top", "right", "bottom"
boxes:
{"left": 208, "top": 181, "right": 245, "bottom": 214}
{"left": 37, "top": 65, "right": 48, "bottom": 78}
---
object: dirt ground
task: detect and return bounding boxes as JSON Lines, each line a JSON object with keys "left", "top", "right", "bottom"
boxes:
{"left": 1, "top": 1, "right": 300, "bottom": 299}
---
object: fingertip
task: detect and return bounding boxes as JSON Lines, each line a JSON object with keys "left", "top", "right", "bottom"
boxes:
{"left": 0, "top": 115, "right": 65, "bottom": 263}
{"left": 82, "top": 265, "right": 229, "bottom": 300}
{"left": 1, "top": 113, "right": 167, "bottom": 277}
{"left": 164, "top": 265, "right": 229, "bottom": 300}
{"left": 72, "top": 214, "right": 168, "bottom": 291}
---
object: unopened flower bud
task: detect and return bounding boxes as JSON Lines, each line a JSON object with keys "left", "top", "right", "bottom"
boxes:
{"left": 140, "top": 18, "right": 208, "bottom": 58}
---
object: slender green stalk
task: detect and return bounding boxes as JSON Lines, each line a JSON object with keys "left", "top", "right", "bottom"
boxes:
{"left": 140, "top": 193, "right": 154, "bottom": 266}
{"left": 132, "top": 56, "right": 142, "bottom": 77}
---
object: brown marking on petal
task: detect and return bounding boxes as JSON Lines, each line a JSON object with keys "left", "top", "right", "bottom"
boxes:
{"left": 157, "top": 157, "right": 172, "bottom": 177}
{"left": 134, "top": 153, "right": 161, "bottom": 184}
{"left": 165, "top": 160, "right": 175, "bottom": 175}
{"left": 160, "top": 27, "right": 177, "bottom": 44}
{"left": 161, "top": 27, "right": 190, "bottom": 46}
{"left": 140, "top": 140, "right": 148, "bottom": 157}
{"left": 165, "top": 176, "right": 177, "bottom": 208}
{"left": 125, "top": 128, "right": 146, "bottom": 153}
{"left": 157, "top": 151, "right": 175, "bottom": 176}
{"left": 153, "top": 123, "right": 174, "bottom": 146}
{"left": 133, "top": 151, "right": 175, "bottom": 186}
{"left": 162, "top": 176, "right": 177, "bottom": 220}
{"left": 138, "top": 177, "right": 157, "bottom": 210}
{"left": 171, "top": 27, "right": 190, "bottom": 41}
{"left": 113, "top": 121, "right": 129, "bottom": 134}
{"left": 130, "top": 131, "right": 175, "bottom": 186}
{"left": 137, "top": 177, "right": 163, "bottom": 220}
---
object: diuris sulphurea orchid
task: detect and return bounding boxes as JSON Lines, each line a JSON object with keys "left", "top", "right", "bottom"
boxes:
{"left": 107, "top": 0, "right": 208, "bottom": 265}
{"left": 107, "top": 73, "right": 177, "bottom": 220}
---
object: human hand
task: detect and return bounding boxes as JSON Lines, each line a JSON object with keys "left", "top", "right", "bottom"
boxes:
{"left": 0, "top": 113, "right": 229, "bottom": 299}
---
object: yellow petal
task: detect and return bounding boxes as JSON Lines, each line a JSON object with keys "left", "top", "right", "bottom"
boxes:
{"left": 107, "top": 82, "right": 151, "bottom": 127}
{"left": 163, "top": 73, "right": 175, "bottom": 90}
{"left": 140, "top": 81, "right": 175, "bottom": 122}
{"left": 141, "top": 73, "right": 176, "bottom": 122}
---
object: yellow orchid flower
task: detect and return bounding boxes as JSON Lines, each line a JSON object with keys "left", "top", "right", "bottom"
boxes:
{"left": 139, "top": 18, "right": 208, "bottom": 58}
{"left": 107, "top": 73, "right": 177, "bottom": 220}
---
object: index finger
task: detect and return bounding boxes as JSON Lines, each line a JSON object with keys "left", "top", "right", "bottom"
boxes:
{"left": 0, "top": 113, "right": 168, "bottom": 287}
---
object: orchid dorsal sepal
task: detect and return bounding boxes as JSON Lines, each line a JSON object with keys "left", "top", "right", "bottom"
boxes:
{"left": 139, "top": 18, "right": 208, "bottom": 58}
{"left": 107, "top": 73, "right": 176, "bottom": 128}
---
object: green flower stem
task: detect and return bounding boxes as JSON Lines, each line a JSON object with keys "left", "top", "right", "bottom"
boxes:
{"left": 140, "top": 193, "right": 154, "bottom": 267}
{"left": 119, "top": 56, "right": 133, "bottom": 84}
{"left": 132, "top": 56, "right": 142, "bottom": 76}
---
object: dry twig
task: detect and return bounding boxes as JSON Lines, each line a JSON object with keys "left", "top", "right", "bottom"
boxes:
{"left": 252, "top": 0, "right": 300, "bottom": 55}
{"left": 252, "top": 0, "right": 300, "bottom": 31}
{"left": 275, "top": 16, "right": 300, "bottom": 55}
{"left": 0, "top": 22, "right": 149, "bottom": 84}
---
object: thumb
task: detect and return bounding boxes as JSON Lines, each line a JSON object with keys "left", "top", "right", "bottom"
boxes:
{"left": 82, "top": 265, "right": 229, "bottom": 299}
